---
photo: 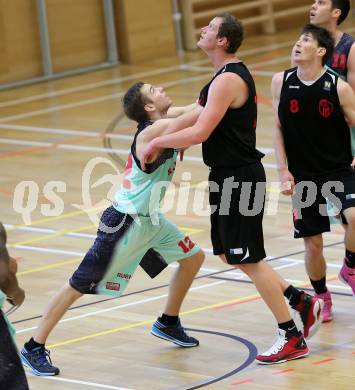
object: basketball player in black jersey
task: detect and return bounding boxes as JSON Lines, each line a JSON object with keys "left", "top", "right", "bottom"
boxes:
{"left": 273, "top": 25, "right": 355, "bottom": 318}
{"left": 309, "top": 0, "right": 354, "bottom": 88}
{"left": 141, "top": 13, "right": 324, "bottom": 365}
{"left": 307, "top": 0, "right": 355, "bottom": 319}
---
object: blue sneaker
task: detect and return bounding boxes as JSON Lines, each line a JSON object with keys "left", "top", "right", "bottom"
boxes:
{"left": 20, "top": 346, "right": 59, "bottom": 376}
{"left": 151, "top": 319, "right": 199, "bottom": 347}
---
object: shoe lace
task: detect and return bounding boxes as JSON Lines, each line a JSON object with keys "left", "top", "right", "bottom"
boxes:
{"left": 34, "top": 348, "right": 53, "bottom": 367}
{"left": 262, "top": 333, "right": 288, "bottom": 356}
{"left": 172, "top": 325, "right": 190, "bottom": 341}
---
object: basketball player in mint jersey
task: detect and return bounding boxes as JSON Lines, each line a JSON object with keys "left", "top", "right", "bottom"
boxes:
{"left": 309, "top": 0, "right": 355, "bottom": 155}
{"left": 21, "top": 82, "right": 205, "bottom": 376}
{"left": 141, "top": 14, "right": 324, "bottom": 365}
{"left": 0, "top": 222, "right": 28, "bottom": 389}
{"left": 273, "top": 25, "right": 355, "bottom": 321}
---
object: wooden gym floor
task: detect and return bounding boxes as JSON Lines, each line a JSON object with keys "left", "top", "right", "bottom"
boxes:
{"left": 0, "top": 22, "right": 354, "bottom": 390}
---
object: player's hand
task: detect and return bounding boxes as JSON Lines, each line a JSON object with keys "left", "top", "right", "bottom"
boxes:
{"left": 7, "top": 287, "right": 25, "bottom": 306}
{"left": 140, "top": 141, "right": 158, "bottom": 171}
{"left": 351, "top": 157, "right": 355, "bottom": 169}
{"left": 278, "top": 168, "right": 295, "bottom": 196}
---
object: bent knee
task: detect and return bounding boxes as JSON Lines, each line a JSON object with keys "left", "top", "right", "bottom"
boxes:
{"left": 304, "top": 236, "right": 323, "bottom": 258}
{"left": 343, "top": 209, "right": 355, "bottom": 230}
{"left": 180, "top": 249, "right": 205, "bottom": 268}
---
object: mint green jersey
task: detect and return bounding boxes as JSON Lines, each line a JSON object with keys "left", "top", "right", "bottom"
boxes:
{"left": 0, "top": 290, "right": 16, "bottom": 337}
{"left": 114, "top": 122, "right": 177, "bottom": 216}
{"left": 0, "top": 290, "right": 4, "bottom": 309}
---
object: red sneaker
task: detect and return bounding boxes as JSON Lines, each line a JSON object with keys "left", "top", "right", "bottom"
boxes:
{"left": 256, "top": 329, "right": 309, "bottom": 365}
{"left": 292, "top": 292, "right": 323, "bottom": 339}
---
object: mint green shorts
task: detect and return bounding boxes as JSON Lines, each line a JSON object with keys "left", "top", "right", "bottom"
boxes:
{"left": 70, "top": 207, "right": 201, "bottom": 297}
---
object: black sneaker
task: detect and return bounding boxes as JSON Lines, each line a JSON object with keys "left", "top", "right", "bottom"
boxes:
{"left": 21, "top": 346, "right": 60, "bottom": 376}
{"left": 151, "top": 319, "right": 199, "bottom": 347}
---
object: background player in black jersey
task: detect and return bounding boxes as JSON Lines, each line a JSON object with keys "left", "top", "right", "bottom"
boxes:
{"left": 141, "top": 13, "right": 323, "bottom": 365}
{"left": 273, "top": 25, "right": 355, "bottom": 321}
{"left": 309, "top": 0, "right": 354, "bottom": 91}
{"left": 0, "top": 222, "right": 28, "bottom": 390}
{"left": 307, "top": 1, "right": 355, "bottom": 320}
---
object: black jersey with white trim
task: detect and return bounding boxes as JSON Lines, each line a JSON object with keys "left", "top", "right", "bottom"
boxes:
{"left": 278, "top": 67, "right": 352, "bottom": 179}
{"left": 198, "top": 62, "right": 264, "bottom": 169}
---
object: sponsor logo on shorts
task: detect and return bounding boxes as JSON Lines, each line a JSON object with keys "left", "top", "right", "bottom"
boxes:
{"left": 346, "top": 194, "right": 355, "bottom": 200}
{"left": 117, "top": 272, "right": 132, "bottom": 280}
{"left": 106, "top": 282, "right": 120, "bottom": 291}
{"left": 230, "top": 248, "right": 249, "bottom": 261}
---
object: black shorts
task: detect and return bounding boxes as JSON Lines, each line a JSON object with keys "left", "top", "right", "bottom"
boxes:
{"left": 0, "top": 311, "right": 29, "bottom": 390}
{"left": 209, "top": 161, "right": 266, "bottom": 265}
{"left": 293, "top": 168, "right": 355, "bottom": 238}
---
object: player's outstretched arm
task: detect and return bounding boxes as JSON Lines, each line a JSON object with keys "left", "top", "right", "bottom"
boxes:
{"left": 167, "top": 102, "right": 199, "bottom": 118}
{"left": 143, "top": 73, "right": 242, "bottom": 153}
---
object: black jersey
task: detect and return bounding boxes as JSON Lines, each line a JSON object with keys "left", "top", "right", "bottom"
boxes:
{"left": 198, "top": 62, "right": 264, "bottom": 168}
{"left": 278, "top": 68, "right": 352, "bottom": 179}
{"left": 326, "top": 32, "right": 354, "bottom": 79}
{"left": 131, "top": 121, "right": 174, "bottom": 173}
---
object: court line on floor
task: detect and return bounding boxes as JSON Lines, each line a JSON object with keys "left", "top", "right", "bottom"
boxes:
{"left": 0, "top": 137, "right": 275, "bottom": 159}
{"left": 0, "top": 39, "right": 300, "bottom": 109}
{"left": 17, "top": 280, "right": 226, "bottom": 336}
{"left": 2, "top": 27, "right": 354, "bottom": 120}
{"left": 0, "top": 55, "right": 292, "bottom": 124}
{"left": 18, "top": 258, "right": 312, "bottom": 332}
{"left": 0, "top": 123, "right": 274, "bottom": 155}
{"left": 26, "top": 373, "right": 134, "bottom": 390}
{"left": 13, "top": 242, "right": 346, "bottom": 328}
{"left": 0, "top": 74, "right": 212, "bottom": 123}
{"left": 9, "top": 223, "right": 202, "bottom": 249}
{"left": 13, "top": 238, "right": 344, "bottom": 279}
{"left": 20, "top": 266, "right": 330, "bottom": 350}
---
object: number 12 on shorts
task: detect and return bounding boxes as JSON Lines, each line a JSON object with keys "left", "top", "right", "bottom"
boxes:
{"left": 178, "top": 236, "right": 195, "bottom": 253}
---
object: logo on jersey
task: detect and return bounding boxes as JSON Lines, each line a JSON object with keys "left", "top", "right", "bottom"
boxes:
{"left": 289, "top": 85, "right": 300, "bottom": 89}
{"left": 319, "top": 99, "right": 334, "bottom": 118}
{"left": 323, "top": 81, "right": 331, "bottom": 92}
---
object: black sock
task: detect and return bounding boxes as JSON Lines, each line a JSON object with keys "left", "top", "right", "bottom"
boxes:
{"left": 278, "top": 319, "right": 298, "bottom": 336}
{"left": 345, "top": 250, "right": 355, "bottom": 268}
{"left": 284, "top": 285, "right": 302, "bottom": 306}
{"left": 25, "top": 337, "right": 44, "bottom": 351}
{"left": 159, "top": 314, "right": 179, "bottom": 326}
{"left": 310, "top": 277, "right": 327, "bottom": 295}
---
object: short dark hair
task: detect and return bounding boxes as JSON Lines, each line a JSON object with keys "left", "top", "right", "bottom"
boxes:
{"left": 331, "top": 0, "right": 350, "bottom": 25}
{"left": 122, "top": 82, "right": 151, "bottom": 123}
{"left": 216, "top": 13, "right": 244, "bottom": 54}
{"left": 302, "top": 24, "right": 334, "bottom": 65}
